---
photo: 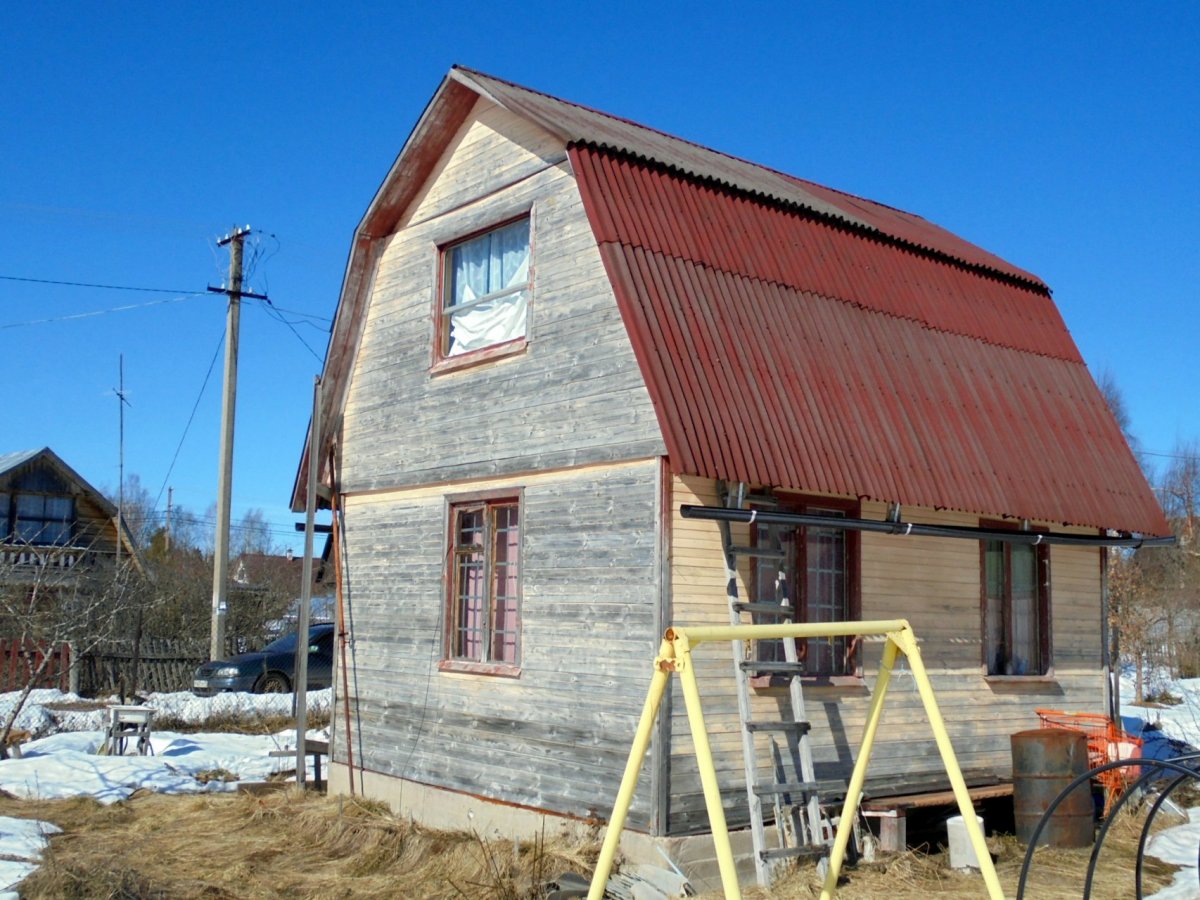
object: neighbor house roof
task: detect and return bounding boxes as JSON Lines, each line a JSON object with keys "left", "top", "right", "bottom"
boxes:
{"left": 297, "top": 67, "right": 1168, "bottom": 538}
{"left": 0, "top": 447, "right": 117, "bottom": 518}
{"left": 0, "top": 449, "right": 49, "bottom": 478}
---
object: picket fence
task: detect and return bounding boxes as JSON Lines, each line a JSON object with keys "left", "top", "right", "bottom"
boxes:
{"left": 0, "top": 639, "right": 71, "bottom": 692}
{"left": 0, "top": 637, "right": 210, "bottom": 696}
{"left": 79, "top": 637, "right": 210, "bottom": 695}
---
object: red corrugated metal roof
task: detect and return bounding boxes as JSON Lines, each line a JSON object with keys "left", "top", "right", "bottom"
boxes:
{"left": 452, "top": 66, "right": 1045, "bottom": 287}
{"left": 570, "top": 146, "right": 1169, "bottom": 536}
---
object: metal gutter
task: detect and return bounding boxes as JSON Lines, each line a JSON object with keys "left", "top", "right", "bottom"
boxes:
{"left": 679, "top": 505, "right": 1176, "bottom": 549}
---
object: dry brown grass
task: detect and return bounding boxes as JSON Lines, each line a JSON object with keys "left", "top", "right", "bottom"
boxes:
{"left": 150, "top": 710, "right": 332, "bottom": 735}
{"left": 7, "top": 789, "right": 599, "bottom": 899}
{"left": 1, "top": 789, "right": 1188, "bottom": 899}
{"left": 699, "top": 808, "right": 1185, "bottom": 899}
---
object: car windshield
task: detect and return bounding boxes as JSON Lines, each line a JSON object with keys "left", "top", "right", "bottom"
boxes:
{"left": 261, "top": 628, "right": 326, "bottom": 654}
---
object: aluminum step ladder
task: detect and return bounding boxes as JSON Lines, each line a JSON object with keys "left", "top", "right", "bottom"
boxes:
{"left": 717, "top": 481, "right": 828, "bottom": 886}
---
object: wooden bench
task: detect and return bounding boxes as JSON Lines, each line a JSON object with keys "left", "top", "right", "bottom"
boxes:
{"left": 861, "top": 783, "right": 1013, "bottom": 852}
{"left": 268, "top": 738, "right": 329, "bottom": 786}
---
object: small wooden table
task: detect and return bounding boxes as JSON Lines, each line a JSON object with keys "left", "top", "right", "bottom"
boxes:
{"left": 268, "top": 738, "right": 329, "bottom": 785}
{"left": 103, "top": 705, "right": 155, "bottom": 756}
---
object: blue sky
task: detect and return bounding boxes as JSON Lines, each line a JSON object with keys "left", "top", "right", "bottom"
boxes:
{"left": 3, "top": 3, "right": 1196, "bottom": 552}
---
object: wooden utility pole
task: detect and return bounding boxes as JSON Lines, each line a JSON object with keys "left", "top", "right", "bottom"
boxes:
{"left": 209, "top": 226, "right": 250, "bottom": 660}
{"left": 294, "top": 376, "right": 322, "bottom": 784}
{"left": 165, "top": 486, "right": 173, "bottom": 553}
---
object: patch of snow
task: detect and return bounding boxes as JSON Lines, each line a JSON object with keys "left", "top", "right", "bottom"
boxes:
{"left": 0, "top": 815, "right": 60, "bottom": 896}
{"left": 0, "top": 687, "right": 330, "bottom": 894}
{"left": 1145, "top": 809, "right": 1200, "bottom": 899}
{"left": 1121, "top": 672, "right": 1200, "bottom": 750}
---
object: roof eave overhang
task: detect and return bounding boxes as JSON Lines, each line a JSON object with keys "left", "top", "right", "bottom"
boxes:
{"left": 290, "top": 73, "right": 492, "bottom": 511}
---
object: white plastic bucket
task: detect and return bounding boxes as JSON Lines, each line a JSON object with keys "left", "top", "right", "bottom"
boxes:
{"left": 947, "top": 814, "right": 985, "bottom": 871}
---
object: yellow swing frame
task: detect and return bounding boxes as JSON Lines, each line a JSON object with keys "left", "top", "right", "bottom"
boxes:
{"left": 587, "top": 619, "right": 1004, "bottom": 900}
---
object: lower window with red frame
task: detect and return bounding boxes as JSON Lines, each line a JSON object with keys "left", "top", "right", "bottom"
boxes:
{"left": 750, "top": 496, "right": 859, "bottom": 678}
{"left": 445, "top": 496, "right": 521, "bottom": 673}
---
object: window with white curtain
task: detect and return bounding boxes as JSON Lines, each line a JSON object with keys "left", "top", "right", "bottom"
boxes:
{"left": 441, "top": 217, "right": 531, "bottom": 358}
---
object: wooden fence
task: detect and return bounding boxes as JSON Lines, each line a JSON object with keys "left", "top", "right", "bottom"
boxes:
{"left": 0, "top": 639, "right": 71, "bottom": 692}
{"left": 78, "top": 637, "right": 210, "bottom": 696}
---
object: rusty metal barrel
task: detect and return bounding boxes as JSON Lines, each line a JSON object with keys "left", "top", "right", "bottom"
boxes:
{"left": 1011, "top": 728, "right": 1094, "bottom": 848}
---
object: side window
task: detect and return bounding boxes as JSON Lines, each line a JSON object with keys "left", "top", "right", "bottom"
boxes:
{"left": 982, "top": 539, "right": 1050, "bottom": 675}
{"left": 751, "top": 501, "right": 858, "bottom": 677}
{"left": 440, "top": 217, "right": 531, "bottom": 359}
{"left": 445, "top": 497, "right": 521, "bottom": 672}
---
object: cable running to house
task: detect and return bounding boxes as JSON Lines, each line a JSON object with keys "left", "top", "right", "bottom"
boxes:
{"left": 252, "top": 297, "right": 325, "bottom": 363}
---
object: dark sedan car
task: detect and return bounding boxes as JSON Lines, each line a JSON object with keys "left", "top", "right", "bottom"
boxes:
{"left": 192, "top": 623, "right": 335, "bottom": 696}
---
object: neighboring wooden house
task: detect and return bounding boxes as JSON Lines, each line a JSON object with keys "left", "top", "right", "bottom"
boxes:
{"left": 0, "top": 447, "right": 132, "bottom": 582}
{"left": 293, "top": 67, "right": 1169, "bottom": 856}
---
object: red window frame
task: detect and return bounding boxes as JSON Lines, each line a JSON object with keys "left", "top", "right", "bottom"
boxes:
{"left": 749, "top": 494, "right": 861, "bottom": 679}
{"left": 432, "top": 215, "right": 532, "bottom": 373}
{"left": 980, "top": 523, "right": 1051, "bottom": 676}
{"left": 441, "top": 491, "right": 522, "bottom": 676}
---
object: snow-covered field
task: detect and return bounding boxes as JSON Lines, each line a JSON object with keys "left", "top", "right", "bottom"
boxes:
{"left": 0, "top": 687, "right": 331, "bottom": 897}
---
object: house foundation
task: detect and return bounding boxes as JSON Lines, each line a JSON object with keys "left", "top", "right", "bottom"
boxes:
{"left": 325, "top": 761, "right": 757, "bottom": 891}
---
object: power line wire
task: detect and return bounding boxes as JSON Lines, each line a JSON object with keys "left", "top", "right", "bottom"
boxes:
{"left": 0, "top": 294, "right": 205, "bottom": 329}
{"left": 151, "top": 328, "right": 225, "bottom": 514}
{"left": 0, "top": 273, "right": 196, "bottom": 294}
{"left": 265, "top": 303, "right": 331, "bottom": 325}
{"left": 1141, "top": 449, "right": 1199, "bottom": 461}
{"left": 253, "top": 297, "right": 325, "bottom": 363}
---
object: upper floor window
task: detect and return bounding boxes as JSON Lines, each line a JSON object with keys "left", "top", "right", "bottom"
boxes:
{"left": 9, "top": 493, "right": 74, "bottom": 546}
{"left": 751, "top": 499, "right": 859, "bottom": 677}
{"left": 982, "top": 539, "right": 1050, "bottom": 676}
{"left": 441, "top": 217, "right": 531, "bottom": 359}
{"left": 445, "top": 496, "right": 521, "bottom": 673}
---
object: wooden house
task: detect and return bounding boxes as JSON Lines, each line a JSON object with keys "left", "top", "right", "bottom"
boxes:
{"left": 293, "top": 67, "right": 1169, "bottom": 863}
{"left": 0, "top": 447, "right": 132, "bottom": 581}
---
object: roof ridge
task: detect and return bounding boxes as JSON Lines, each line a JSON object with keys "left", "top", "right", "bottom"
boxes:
{"left": 577, "top": 142, "right": 1049, "bottom": 295}
{"left": 451, "top": 64, "right": 799, "bottom": 182}
{"left": 453, "top": 66, "right": 1045, "bottom": 289}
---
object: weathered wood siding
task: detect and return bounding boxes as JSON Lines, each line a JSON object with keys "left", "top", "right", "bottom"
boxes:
{"left": 341, "top": 99, "right": 664, "bottom": 493}
{"left": 335, "top": 101, "right": 668, "bottom": 828}
{"left": 341, "top": 462, "right": 661, "bottom": 827}
{"left": 668, "top": 475, "right": 1106, "bottom": 834}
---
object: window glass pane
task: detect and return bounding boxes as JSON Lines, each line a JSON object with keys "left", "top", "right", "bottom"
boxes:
{"left": 490, "top": 505, "right": 520, "bottom": 663}
{"left": 1009, "top": 544, "right": 1040, "bottom": 675}
{"left": 983, "top": 541, "right": 1006, "bottom": 674}
{"left": 805, "top": 511, "right": 847, "bottom": 675}
{"left": 752, "top": 522, "right": 789, "bottom": 663}
{"left": 452, "top": 508, "right": 486, "bottom": 660}
{"left": 45, "top": 496, "right": 73, "bottom": 520}
{"left": 444, "top": 219, "right": 531, "bottom": 357}
{"left": 15, "top": 494, "right": 44, "bottom": 517}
